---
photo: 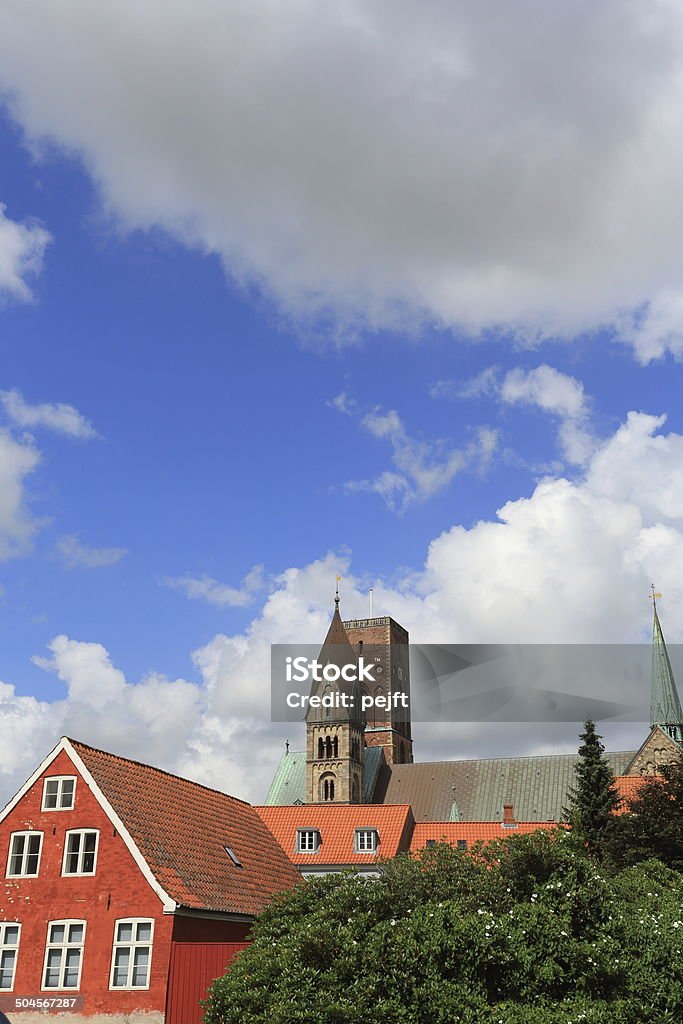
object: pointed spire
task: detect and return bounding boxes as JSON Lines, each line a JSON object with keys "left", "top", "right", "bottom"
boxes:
{"left": 650, "top": 587, "right": 683, "bottom": 743}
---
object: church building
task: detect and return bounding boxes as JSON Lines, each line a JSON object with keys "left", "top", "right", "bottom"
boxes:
{"left": 265, "top": 592, "right": 683, "bottom": 823}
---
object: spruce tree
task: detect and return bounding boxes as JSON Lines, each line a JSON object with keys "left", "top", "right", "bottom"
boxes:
{"left": 564, "top": 719, "right": 619, "bottom": 857}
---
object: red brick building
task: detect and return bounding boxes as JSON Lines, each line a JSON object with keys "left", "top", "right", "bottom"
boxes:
{"left": 0, "top": 737, "right": 300, "bottom": 1024}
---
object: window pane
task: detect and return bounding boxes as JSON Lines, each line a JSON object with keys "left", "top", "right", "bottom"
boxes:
{"left": 60, "top": 780, "right": 75, "bottom": 807}
{"left": 44, "top": 780, "right": 59, "bottom": 808}
{"left": 44, "top": 949, "right": 62, "bottom": 987}
{"left": 0, "top": 950, "right": 15, "bottom": 989}
{"left": 26, "top": 852, "right": 39, "bottom": 874}
{"left": 49, "top": 924, "right": 65, "bottom": 944}
{"left": 132, "top": 964, "right": 148, "bottom": 986}
{"left": 9, "top": 853, "right": 23, "bottom": 876}
{"left": 68, "top": 924, "right": 84, "bottom": 944}
{"left": 113, "top": 965, "right": 129, "bottom": 987}
{"left": 3, "top": 927, "right": 18, "bottom": 945}
{"left": 67, "top": 834, "right": 81, "bottom": 855}
{"left": 82, "top": 850, "right": 95, "bottom": 873}
{"left": 134, "top": 948, "right": 149, "bottom": 968}
{"left": 66, "top": 852, "right": 80, "bottom": 873}
{"left": 84, "top": 833, "right": 96, "bottom": 852}
{"left": 136, "top": 922, "right": 152, "bottom": 942}
{"left": 132, "top": 948, "right": 149, "bottom": 986}
{"left": 63, "top": 948, "right": 81, "bottom": 987}
{"left": 116, "top": 923, "right": 133, "bottom": 943}
{"left": 114, "top": 948, "right": 130, "bottom": 969}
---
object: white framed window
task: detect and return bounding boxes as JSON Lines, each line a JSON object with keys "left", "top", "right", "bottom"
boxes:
{"left": 0, "top": 923, "right": 21, "bottom": 990}
{"left": 62, "top": 830, "right": 99, "bottom": 876}
{"left": 355, "top": 828, "right": 379, "bottom": 853}
{"left": 297, "top": 829, "right": 320, "bottom": 853}
{"left": 6, "top": 831, "right": 43, "bottom": 877}
{"left": 42, "top": 921, "right": 85, "bottom": 990}
{"left": 109, "top": 919, "right": 154, "bottom": 990}
{"left": 42, "top": 776, "right": 76, "bottom": 811}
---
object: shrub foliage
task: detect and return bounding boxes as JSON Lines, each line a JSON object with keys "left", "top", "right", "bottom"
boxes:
{"left": 203, "top": 831, "right": 683, "bottom": 1024}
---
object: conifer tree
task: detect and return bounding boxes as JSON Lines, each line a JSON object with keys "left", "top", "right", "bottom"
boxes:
{"left": 564, "top": 719, "right": 619, "bottom": 857}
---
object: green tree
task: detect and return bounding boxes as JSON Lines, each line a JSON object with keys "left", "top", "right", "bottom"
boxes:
{"left": 202, "top": 832, "right": 683, "bottom": 1024}
{"left": 606, "top": 755, "right": 683, "bottom": 869}
{"left": 564, "top": 719, "right": 619, "bottom": 857}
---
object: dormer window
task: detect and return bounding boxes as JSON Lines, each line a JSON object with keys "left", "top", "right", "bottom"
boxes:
{"left": 223, "top": 846, "right": 242, "bottom": 867}
{"left": 355, "top": 828, "right": 379, "bottom": 853}
{"left": 42, "top": 777, "right": 76, "bottom": 811}
{"left": 297, "top": 829, "right": 321, "bottom": 854}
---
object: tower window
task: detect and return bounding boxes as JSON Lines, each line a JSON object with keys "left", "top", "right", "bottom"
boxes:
{"left": 297, "top": 829, "right": 320, "bottom": 853}
{"left": 355, "top": 829, "right": 379, "bottom": 853}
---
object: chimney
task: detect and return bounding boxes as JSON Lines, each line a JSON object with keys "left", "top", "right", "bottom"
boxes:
{"left": 502, "top": 803, "right": 516, "bottom": 827}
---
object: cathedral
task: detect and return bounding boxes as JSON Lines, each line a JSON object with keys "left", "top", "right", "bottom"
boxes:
{"left": 265, "top": 593, "right": 683, "bottom": 822}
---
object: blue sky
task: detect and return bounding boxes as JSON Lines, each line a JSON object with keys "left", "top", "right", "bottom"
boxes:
{"left": 1, "top": 2, "right": 683, "bottom": 801}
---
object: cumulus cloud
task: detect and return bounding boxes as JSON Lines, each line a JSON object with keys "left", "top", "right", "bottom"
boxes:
{"left": 0, "top": 429, "right": 41, "bottom": 560}
{"left": 163, "top": 565, "right": 265, "bottom": 607}
{"left": 2, "top": 412, "right": 683, "bottom": 805}
{"left": 55, "top": 534, "right": 128, "bottom": 569}
{"left": 3, "top": 4, "right": 683, "bottom": 352}
{"left": 0, "top": 389, "right": 98, "bottom": 439}
{"left": 0, "top": 203, "right": 50, "bottom": 302}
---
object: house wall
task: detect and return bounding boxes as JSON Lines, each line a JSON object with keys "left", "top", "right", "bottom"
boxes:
{"left": 0, "top": 749, "right": 171, "bottom": 1023}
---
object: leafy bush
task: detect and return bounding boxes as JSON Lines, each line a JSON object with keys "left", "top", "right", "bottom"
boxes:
{"left": 203, "top": 832, "right": 683, "bottom": 1024}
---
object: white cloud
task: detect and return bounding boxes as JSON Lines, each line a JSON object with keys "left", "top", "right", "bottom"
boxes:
{"left": 55, "top": 534, "right": 127, "bottom": 569}
{"left": 343, "top": 406, "right": 497, "bottom": 512}
{"left": 3, "top": 4, "right": 683, "bottom": 351}
{"left": 0, "top": 203, "right": 50, "bottom": 302}
{"left": 163, "top": 565, "right": 264, "bottom": 607}
{"left": 0, "top": 389, "right": 98, "bottom": 439}
{"left": 500, "top": 366, "right": 586, "bottom": 420}
{"left": 3, "top": 412, "right": 683, "bottom": 805}
{"left": 0, "top": 428, "right": 41, "bottom": 560}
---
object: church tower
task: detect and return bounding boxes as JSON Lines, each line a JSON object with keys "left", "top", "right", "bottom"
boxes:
{"left": 650, "top": 589, "right": 683, "bottom": 744}
{"left": 305, "top": 591, "right": 366, "bottom": 803}
{"left": 343, "top": 615, "right": 413, "bottom": 765}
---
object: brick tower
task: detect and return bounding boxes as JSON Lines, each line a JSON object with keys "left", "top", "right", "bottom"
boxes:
{"left": 343, "top": 615, "right": 413, "bottom": 765}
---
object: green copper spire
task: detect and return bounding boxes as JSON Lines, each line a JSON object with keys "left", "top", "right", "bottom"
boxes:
{"left": 650, "top": 587, "right": 683, "bottom": 744}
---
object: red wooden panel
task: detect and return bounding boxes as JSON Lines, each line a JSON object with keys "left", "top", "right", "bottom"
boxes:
{"left": 165, "top": 941, "right": 249, "bottom": 1024}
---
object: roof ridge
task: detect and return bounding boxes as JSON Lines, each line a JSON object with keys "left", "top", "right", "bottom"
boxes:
{"left": 393, "top": 749, "right": 637, "bottom": 767}
{"left": 66, "top": 736, "right": 251, "bottom": 807}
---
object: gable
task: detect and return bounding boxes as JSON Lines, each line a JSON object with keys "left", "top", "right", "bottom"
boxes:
{"left": 0, "top": 738, "right": 176, "bottom": 911}
{"left": 624, "top": 726, "right": 682, "bottom": 776}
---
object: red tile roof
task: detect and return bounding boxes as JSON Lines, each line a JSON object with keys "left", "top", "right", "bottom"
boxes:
{"left": 255, "top": 804, "right": 414, "bottom": 865}
{"left": 70, "top": 738, "right": 301, "bottom": 916}
{"left": 410, "top": 821, "right": 559, "bottom": 852}
{"left": 614, "top": 774, "right": 649, "bottom": 811}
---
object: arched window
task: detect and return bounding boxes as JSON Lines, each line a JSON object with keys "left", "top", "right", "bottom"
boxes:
{"left": 325, "top": 736, "right": 333, "bottom": 759}
{"left": 333, "top": 736, "right": 339, "bottom": 758}
{"left": 318, "top": 737, "right": 324, "bottom": 759}
{"left": 320, "top": 773, "right": 335, "bottom": 802}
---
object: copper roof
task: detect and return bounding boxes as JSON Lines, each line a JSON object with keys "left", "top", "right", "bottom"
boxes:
{"left": 383, "top": 750, "right": 636, "bottom": 822}
{"left": 70, "top": 739, "right": 301, "bottom": 916}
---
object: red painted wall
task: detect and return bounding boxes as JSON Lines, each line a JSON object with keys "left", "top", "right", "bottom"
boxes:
{"left": 165, "top": 943, "right": 249, "bottom": 1024}
{"left": 0, "top": 748, "right": 172, "bottom": 1016}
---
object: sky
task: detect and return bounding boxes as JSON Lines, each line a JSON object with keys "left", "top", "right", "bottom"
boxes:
{"left": 1, "top": 1, "right": 683, "bottom": 804}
